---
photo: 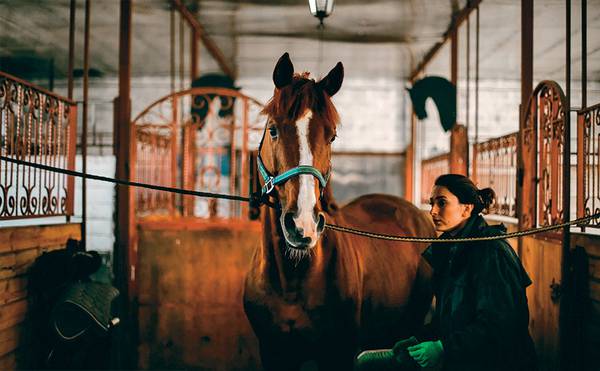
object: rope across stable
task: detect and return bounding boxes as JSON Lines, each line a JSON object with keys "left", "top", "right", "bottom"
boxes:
{"left": 2, "top": 155, "right": 599, "bottom": 244}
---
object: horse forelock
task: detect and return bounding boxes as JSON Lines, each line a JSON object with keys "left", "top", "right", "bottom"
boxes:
{"left": 262, "top": 75, "right": 340, "bottom": 129}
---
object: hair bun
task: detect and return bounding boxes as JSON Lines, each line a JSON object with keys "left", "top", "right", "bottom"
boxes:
{"left": 478, "top": 188, "right": 496, "bottom": 211}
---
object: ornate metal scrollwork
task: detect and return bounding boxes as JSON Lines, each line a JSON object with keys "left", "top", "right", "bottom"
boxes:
{"left": 0, "top": 72, "right": 77, "bottom": 220}
{"left": 132, "top": 88, "right": 264, "bottom": 219}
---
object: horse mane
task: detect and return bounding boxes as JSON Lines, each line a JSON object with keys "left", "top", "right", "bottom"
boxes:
{"left": 262, "top": 73, "right": 340, "bottom": 126}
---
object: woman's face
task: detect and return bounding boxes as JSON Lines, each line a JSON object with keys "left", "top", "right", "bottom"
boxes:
{"left": 429, "top": 185, "right": 474, "bottom": 233}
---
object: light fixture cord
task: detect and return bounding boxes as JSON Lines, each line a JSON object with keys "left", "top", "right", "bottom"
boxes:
{"left": 318, "top": 22, "right": 324, "bottom": 78}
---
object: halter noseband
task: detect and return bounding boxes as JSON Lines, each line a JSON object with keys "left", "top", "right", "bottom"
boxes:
{"left": 256, "top": 126, "right": 330, "bottom": 198}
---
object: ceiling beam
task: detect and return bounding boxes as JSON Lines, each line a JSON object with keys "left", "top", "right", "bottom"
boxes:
{"left": 171, "top": 0, "right": 236, "bottom": 80}
{"left": 409, "top": 0, "right": 482, "bottom": 82}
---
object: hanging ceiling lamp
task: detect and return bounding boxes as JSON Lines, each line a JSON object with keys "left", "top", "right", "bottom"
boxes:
{"left": 308, "top": 0, "right": 335, "bottom": 26}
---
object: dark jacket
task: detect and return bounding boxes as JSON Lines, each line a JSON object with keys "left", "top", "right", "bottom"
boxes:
{"left": 421, "top": 215, "right": 537, "bottom": 371}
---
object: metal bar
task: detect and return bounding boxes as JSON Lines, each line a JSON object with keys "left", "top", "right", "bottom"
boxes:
{"left": 114, "top": 0, "right": 134, "bottom": 367}
{"left": 560, "top": 2, "right": 573, "bottom": 370}
{"left": 405, "top": 112, "right": 415, "bottom": 202}
{"left": 576, "top": 112, "right": 584, "bottom": 220}
{"left": 451, "top": 27, "right": 457, "bottom": 85}
{"left": 179, "top": 12, "right": 184, "bottom": 92}
{"left": 241, "top": 98, "right": 249, "bottom": 218}
{"left": 66, "top": 106, "right": 78, "bottom": 215}
{"left": 171, "top": 95, "right": 179, "bottom": 215}
{"left": 518, "top": 0, "right": 534, "bottom": 235}
{"left": 475, "top": 6, "right": 479, "bottom": 148}
{"left": 170, "top": 5, "right": 175, "bottom": 93}
{"left": 191, "top": 28, "right": 198, "bottom": 81}
{"left": 0, "top": 71, "right": 77, "bottom": 105}
{"left": 466, "top": 14, "right": 470, "bottom": 176}
{"left": 582, "top": 0, "right": 587, "bottom": 109}
{"left": 171, "top": 0, "right": 236, "bottom": 79}
{"left": 68, "top": 0, "right": 75, "bottom": 100}
{"left": 82, "top": 0, "right": 90, "bottom": 249}
{"left": 409, "top": 0, "right": 482, "bottom": 81}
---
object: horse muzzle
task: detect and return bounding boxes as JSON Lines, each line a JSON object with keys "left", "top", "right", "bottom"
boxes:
{"left": 281, "top": 210, "right": 326, "bottom": 249}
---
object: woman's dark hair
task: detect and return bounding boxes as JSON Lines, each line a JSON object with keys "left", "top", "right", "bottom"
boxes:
{"left": 434, "top": 174, "right": 495, "bottom": 215}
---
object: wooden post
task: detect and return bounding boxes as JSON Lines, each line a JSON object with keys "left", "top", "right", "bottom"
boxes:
{"left": 114, "top": 0, "right": 135, "bottom": 367}
{"left": 81, "top": 0, "right": 90, "bottom": 249}
{"left": 191, "top": 28, "right": 199, "bottom": 81}
{"left": 449, "top": 124, "right": 468, "bottom": 174}
{"left": 449, "top": 27, "right": 467, "bottom": 175}
{"left": 405, "top": 112, "right": 415, "bottom": 202}
{"left": 517, "top": 0, "right": 533, "bottom": 235}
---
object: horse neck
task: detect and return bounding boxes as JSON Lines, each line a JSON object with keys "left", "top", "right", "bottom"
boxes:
{"left": 260, "top": 205, "right": 332, "bottom": 296}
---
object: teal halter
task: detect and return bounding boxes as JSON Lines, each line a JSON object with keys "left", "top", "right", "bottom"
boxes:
{"left": 256, "top": 127, "right": 330, "bottom": 197}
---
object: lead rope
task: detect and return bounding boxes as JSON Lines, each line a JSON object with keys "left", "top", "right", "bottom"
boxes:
{"left": 2, "top": 155, "right": 599, "bottom": 243}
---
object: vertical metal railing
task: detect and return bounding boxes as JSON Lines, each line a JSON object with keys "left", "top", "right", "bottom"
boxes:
{"left": 420, "top": 153, "right": 449, "bottom": 205}
{"left": 131, "top": 88, "right": 263, "bottom": 219}
{"left": 577, "top": 103, "right": 600, "bottom": 228}
{"left": 472, "top": 132, "right": 518, "bottom": 217}
{"left": 0, "top": 71, "right": 78, "bottom": 220}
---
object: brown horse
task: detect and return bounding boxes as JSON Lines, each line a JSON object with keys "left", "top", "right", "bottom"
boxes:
{"left": 243, "top": 53, "right": 435, "bottom": 371}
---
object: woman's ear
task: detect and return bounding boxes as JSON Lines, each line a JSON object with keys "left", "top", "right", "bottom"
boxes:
{"left": 462, "top": 203, "right": 474, "bottom": 218}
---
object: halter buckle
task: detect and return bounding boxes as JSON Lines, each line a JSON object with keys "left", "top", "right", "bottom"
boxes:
{"left": 264, "top": 177, "right": 275, "bottom": 194}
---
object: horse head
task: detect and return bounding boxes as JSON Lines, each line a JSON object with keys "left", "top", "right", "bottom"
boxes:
{"left": 258, "top": 52, "right": 343, "bottom": 256}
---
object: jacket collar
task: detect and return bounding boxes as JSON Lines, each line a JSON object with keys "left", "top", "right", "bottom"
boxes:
{"left": 424, "top": 215, "right": 506, "bottom": 271}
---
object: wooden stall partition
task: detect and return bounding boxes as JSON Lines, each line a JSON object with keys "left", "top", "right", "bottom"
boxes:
{"left": 0, "top": 224, "right": 81, "bottom": 369}
{"left": 520, "top": 235, "right": 563, "bottom": 371}
{"left": 570, "top": 233, "right": 600, "bottom": 371}
{"left": 136, "top": 218, "right": 262, "bottom": 370}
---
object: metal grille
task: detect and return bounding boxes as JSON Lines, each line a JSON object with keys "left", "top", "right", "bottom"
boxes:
{"left": 538, "top": 84, "right": 567, "bottom": 227}
{"left": 577, "top": 103, "right": 600, "bottom": 228}
{"left": 0, "top": 71, "right": 77, "bottom": 220}
{"left": 420, "top": 153, "right": 449, "bottom": 205}
{"left": 132, "top": 88, "right": 264, "bottom": 219}
{"left": 473, "top": 132, "right": 518, "bottom": 217}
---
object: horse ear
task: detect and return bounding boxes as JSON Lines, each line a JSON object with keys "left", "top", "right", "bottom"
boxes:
{"left": 273, "top": 52, "right": 294, "bottom": 89}
{"left": 317, "top": 62, "right": 344, "bottom": 97}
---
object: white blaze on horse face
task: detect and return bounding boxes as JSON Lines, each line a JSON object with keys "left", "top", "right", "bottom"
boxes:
{"left": 294, "top": 111, "right": 318, "bottom": 246}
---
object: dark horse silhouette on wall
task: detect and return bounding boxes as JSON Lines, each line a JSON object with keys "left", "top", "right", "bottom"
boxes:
{"left": 243, "top": 53, "right": 435, "bottom": 370}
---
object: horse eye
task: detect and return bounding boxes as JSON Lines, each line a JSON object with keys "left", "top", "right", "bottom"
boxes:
{"left": 269, "top": 126, "right": 278, "bottom": 139}
{"left": 329, "top": 134, "right": 337, "bottom": 144}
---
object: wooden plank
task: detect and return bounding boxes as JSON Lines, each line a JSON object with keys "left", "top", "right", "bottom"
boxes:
{"left": 0, "top": 300, "right": 27, "bottom": 331}
{"left": 571, "top": 233, "right": 600, "bottom": 258}
{"left": 0, "top": 224, "right": 81, "bottom": 254}
{"left": 138, "top": 218, "right": 261, "bottom": 232}
{"left": 0, "top": 277, "right": 27, "bottom": 305}
{"left": 0, "top": 254, "right": 16, "bottom": 280}
{"left": 13, "top": 248, "right": 39, "bottom": 276}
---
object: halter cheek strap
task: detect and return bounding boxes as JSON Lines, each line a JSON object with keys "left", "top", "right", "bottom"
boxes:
{"left": 255, "top": 125, "right": 330, "bottom": 198}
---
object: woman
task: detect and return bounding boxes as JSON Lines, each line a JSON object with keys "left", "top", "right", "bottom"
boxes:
{"left": 399, "top": 174, "right": 537, "bottom": 371}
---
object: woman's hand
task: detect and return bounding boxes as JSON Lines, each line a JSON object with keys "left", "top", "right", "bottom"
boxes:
{"left": 407, "top": 340, "right": 444, "bottom": 368}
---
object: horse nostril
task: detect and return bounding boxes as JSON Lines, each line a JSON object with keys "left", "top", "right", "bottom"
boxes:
{"left": 284, "top": 212, "right": 296, "bottom": 232}
{"left": 316, "top": 212, "right": 326, "bottom": 233}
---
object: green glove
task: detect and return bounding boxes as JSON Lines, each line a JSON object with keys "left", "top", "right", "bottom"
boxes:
{"left": 392, "top": 336, "right": 419, "bottom": 364}
{"left": 407, "top": 340, "right": 444, "bottom": 368}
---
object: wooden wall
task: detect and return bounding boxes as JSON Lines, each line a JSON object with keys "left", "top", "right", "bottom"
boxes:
{"left": 571, "top": 233, "right": 600, "bottom": 371}
{"left": 485, "top": 218, "right": 600, "bottom": 371}
{"left": 0, "top": 223, "right": 81, "bottom": 370}
{"left": 136, "top": 218, "right": 262, "bottom": 370}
